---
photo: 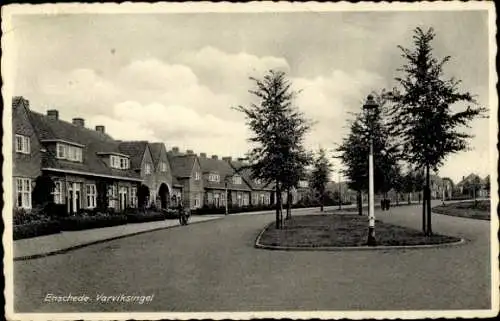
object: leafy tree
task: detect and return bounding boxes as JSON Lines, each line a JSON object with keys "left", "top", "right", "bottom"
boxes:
{"left": 389, "top": 27, "right": 486, "bottom": 235}
{"left": 32, "top": 174, "right": 55, "bottom": 208}
{"left": 336, "top": 91, "right": 399, "bottom": 215}
{"left": 235, "top": 70, "right": 311, "bottom": 229}
{"left": 309, "top": 148, "right": 331, "bottom": 212}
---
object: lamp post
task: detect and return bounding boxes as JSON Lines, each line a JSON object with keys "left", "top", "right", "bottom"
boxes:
{"left": 363, "top": 94, "right": 378, "bottom": 246}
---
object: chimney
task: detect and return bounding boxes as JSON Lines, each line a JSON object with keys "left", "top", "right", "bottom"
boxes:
{"left": 186, "top": 150, "right": 194, "bottom": 155}
{"left": 72, "top": 117, "right": 85, "bottom": 127}
{"left": 222, "top": 157, "right": 232, "bottom": 162}
{"left": 47, "top": 109, "right": 59, "bottom": 121}
{"left": 172, "top": 147, "right": 179, "bottom": 153}
{"left": 237, "top": 157, "right": 245, "bottom": 162}
{"left": 211, "top": 155, "right": 218, "bottom": 160}
{"left": 200, "top": 153, "right": 207, "bottom": 158}
{"left": 95, "top": 125, "right": 105, "bottom": 133}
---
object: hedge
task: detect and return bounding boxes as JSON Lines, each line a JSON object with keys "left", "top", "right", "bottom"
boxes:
{"left": 126, "top": 212, "right": 166, "bottom": 223}
{"left": 60, "top": 214, "right": 128, "bottom": 231}
{"left": 13, "top": 220, "right": 61, "bottom": 240}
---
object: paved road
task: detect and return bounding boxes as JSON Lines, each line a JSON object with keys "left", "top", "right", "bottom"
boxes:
{"left": 14, "top": 203, "right": 492, "bottom": 312}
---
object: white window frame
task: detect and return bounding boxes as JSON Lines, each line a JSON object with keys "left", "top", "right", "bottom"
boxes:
{"left": 86, "top": 184, "right": 96, "bottom": 209}
{"left": 209, "top": 173, "right": 220, "bottom": 183}
{"left": 108, "top": 185, "right": 117, "bottom": 208}
{"left": 194, "top": 195, "right": 200, "bottom": 207}
{"left": 194, "top": 172, "right": 200, "bottom": 181}
{"left": 16, "top": 178, "right": 32, "bottom": 209}
{"left": 56, "top": 143, "right": 83, "bottom": 162}
{"left": 131, "top": 187, "right": 138, "bottom": 208}
{"left": 233, "top": 175, "right": 242, "bottom": 185}
{"left": 15, "top": 134, "right": 30, "bottom": 154}
{"left": 160, "top": 162, "right": 168, "bottom": 172}
{"left": 145, "top": 163, "right": 152, "bottom": 174}
{"left": 53, "top": 181, "right": 63, "bottom": 204}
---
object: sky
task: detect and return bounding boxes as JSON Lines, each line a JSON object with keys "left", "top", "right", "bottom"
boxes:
{"left": 6, "top": 7, "right": 493, "bottom": 184}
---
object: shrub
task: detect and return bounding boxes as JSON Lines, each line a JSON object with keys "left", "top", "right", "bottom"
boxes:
{"left": 13, "top": 220, "right": 61, "bottom": 240}
{"left": 44, "top": 203, "right": 69, "bottom": 219}
{"left": 60, "top": 214, "right": 128, "bottom": 231}
{"left": 126, "top": 212, "right": 166, "bottom": 223}
{"left": 13, "top": 207, "right": 50, "bottom": 225}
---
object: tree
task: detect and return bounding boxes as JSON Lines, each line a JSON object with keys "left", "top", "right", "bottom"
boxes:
{"left": 32, "top": 174, "right": 55, "bottom": 208}
{"left": 336, "top": 91, "right": 400, "bottom": 215}
{"left": 235, "top": 70, "right": 311, "bottom": 229}
{"left": 389, "top": 27, "right": 486, "bottom": 235}
{"left": 310, "top": 148, "right": 331, "bottom": 212}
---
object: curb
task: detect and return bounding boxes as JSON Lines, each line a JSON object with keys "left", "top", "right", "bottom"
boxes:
{"left": 14, "top": 217, "right": 222, "bottom": 261}
{"left": 254, "top": 221, "right": 467, "bottom": 252}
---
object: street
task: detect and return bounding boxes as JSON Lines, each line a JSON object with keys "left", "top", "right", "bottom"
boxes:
{"left": 14, "top": 204, "right": 491, "bottom": 312}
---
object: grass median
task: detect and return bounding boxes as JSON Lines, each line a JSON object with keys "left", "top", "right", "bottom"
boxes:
{"left": 257, "top": 214, "right": 461, "bottom": 248}
{"left": 433, "top": 200, "right": 491, "bottom": 221}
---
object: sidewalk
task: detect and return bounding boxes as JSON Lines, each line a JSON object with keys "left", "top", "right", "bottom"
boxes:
{"left": 13, "top": 215, "right": 223, "bottom": 261}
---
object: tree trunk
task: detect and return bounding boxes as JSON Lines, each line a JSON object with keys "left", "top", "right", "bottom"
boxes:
{"left": 425, "top": 164, "right": 432, "bottom": 236}
{"left": 275, "top": 182, "right": 280, "bottom": 229}
{"left": 320, "top": 191, "right": 324, "bottom": 212}
{"left": 357, "top": 190, "right": 362, "bottom": 216}
{"left": 408, "top": 192, "right": 411, "bottom": 204}
{"left": 286, "top": 187, "right": 292, "bottom": 220}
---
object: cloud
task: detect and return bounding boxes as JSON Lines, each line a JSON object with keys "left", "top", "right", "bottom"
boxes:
{"left": 178, "top": 46, "right": 290, "bottom": 95}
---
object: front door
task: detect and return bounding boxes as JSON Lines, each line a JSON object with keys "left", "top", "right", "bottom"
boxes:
{"left": 67, "top": 182, "right": 81, "bottom": 214}
{"left": 119, "top": 186, "right": 128, "bottom": 211}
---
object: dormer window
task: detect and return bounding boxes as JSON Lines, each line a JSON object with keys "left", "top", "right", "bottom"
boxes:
{"left": 110, "top": 155, "right": 129, "bottom": 169}
{"left": 209, "top": 173, "right": 220, "bottom": 182}
{"left": 160, "top": 162, "right": 168, "bottom": 172}
{"left": 56, "top": 143, "right": 83, "bottom": 162}
{"left": 15, "top": 134, "right": 30, "bottom": 154}
{"left": 233, "top": 175, "right": 242, "bottom": 185}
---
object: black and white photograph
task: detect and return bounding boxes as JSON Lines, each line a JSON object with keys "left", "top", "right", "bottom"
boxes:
{"left": 2, "top": 2, "right": 498, "bottom": 320}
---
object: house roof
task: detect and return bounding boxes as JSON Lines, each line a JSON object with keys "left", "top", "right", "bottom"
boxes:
{"left": 198, "top": 157, "right": 251, "bottom": 191}
{"left": 117, "top": 141, "right": 148, "bottom": 170}
{"left": 148, "top": 142, "right": 164, "bottom": 168}
{"left": 168, "top": 152, "right": 197, "bottom": 178}
{"left": 229, "top": 160, "right": 273, "bottom": 191}
{"left": 28, "top": 111, "right": 141, "bottom": 181}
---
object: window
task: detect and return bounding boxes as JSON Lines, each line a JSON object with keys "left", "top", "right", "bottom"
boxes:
{"left": 16, "top": 178, "right": 31, "bottom": 209}
{"left": 131, "top": 187, "right": 138, "bottom": 208}
{"left": 233, "top": 175, "right": 242, "bottom": 185}
{"left": 15, "top": 135, "right": 30, "bottom": 154}
{"left": 86, "top": 184, "right": 96, "bottom": 208}
{"left": 53, "top": 181, "right": 63, "bottom": 204}
{"left": 119, "top": 158, "right": 129, "bottom": 169}
{"left": 209, "top": 173, "right": 220, "bottom": 182}
{"left": 56, "top": 143, "right": 83, "bottom": 162}
{"left": 260, "top": 193, "right": 266, "bottom": 205}
{"left": 109, "top": 155, "right": 129, "bottom": 169}
{"left": 160, "top": 162, "right": 168, "bottom": 172}
{"left": 145, "top": 163, "right": 152, "bottom": 174}
{"left": 194, "top": 172, "right": 200, "bottom": 180}
{"left": 194, "top": 195, "right": 200, "bottom": 207}
{"left": 108, "top": 185, "right": 117, "bottom": 208}
{"left": 243, "top": 194, "right": 250, "bottom": 206}
{"left": 299, "top": 180, "right": 309, "bottom": 188}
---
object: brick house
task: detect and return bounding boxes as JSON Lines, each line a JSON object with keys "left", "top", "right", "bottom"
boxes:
{"left": 227, "top": 159, "right": 274, "bottom": 206}
{"left": 13, "top": 97, "right": 142, "bottom": 214}
{"left": 167, "top": 148, "right": 204, "bottom": 209}
{"left": 118, "top": 141, "right": 182, "bottom": 210}
{"left": 199, "top": 155, "right": 252, "bottom": 208}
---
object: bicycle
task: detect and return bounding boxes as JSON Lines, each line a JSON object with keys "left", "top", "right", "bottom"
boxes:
{"left": 179, "top": 208, "right": 190, "bottom": 226}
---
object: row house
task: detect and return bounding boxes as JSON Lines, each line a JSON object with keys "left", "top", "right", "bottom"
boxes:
{"left": 199, "top": 155, "right": 252, "bottom": 208}
{"left": 13, "top": 97, "right": 142, "bottom": 214}
{"left": 116, "top": 141, "right": 183, "bottom": 210}
{"left": 167, "top": 148, "right": 204, "bottom": 210}
{"left": 455, "top": 174, "right": 489, "bottom": 198}
{"left": 227, "top": 159, "right": 274, "bottom": 206}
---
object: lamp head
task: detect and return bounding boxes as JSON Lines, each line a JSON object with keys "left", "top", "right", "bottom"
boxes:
{"left": 363, "top": 94, "right": 378, "bottom": 111}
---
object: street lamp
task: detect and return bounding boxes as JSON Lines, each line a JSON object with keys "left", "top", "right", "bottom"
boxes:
{"left": 363, "top": 94, "right": 378, "bottom": 246}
